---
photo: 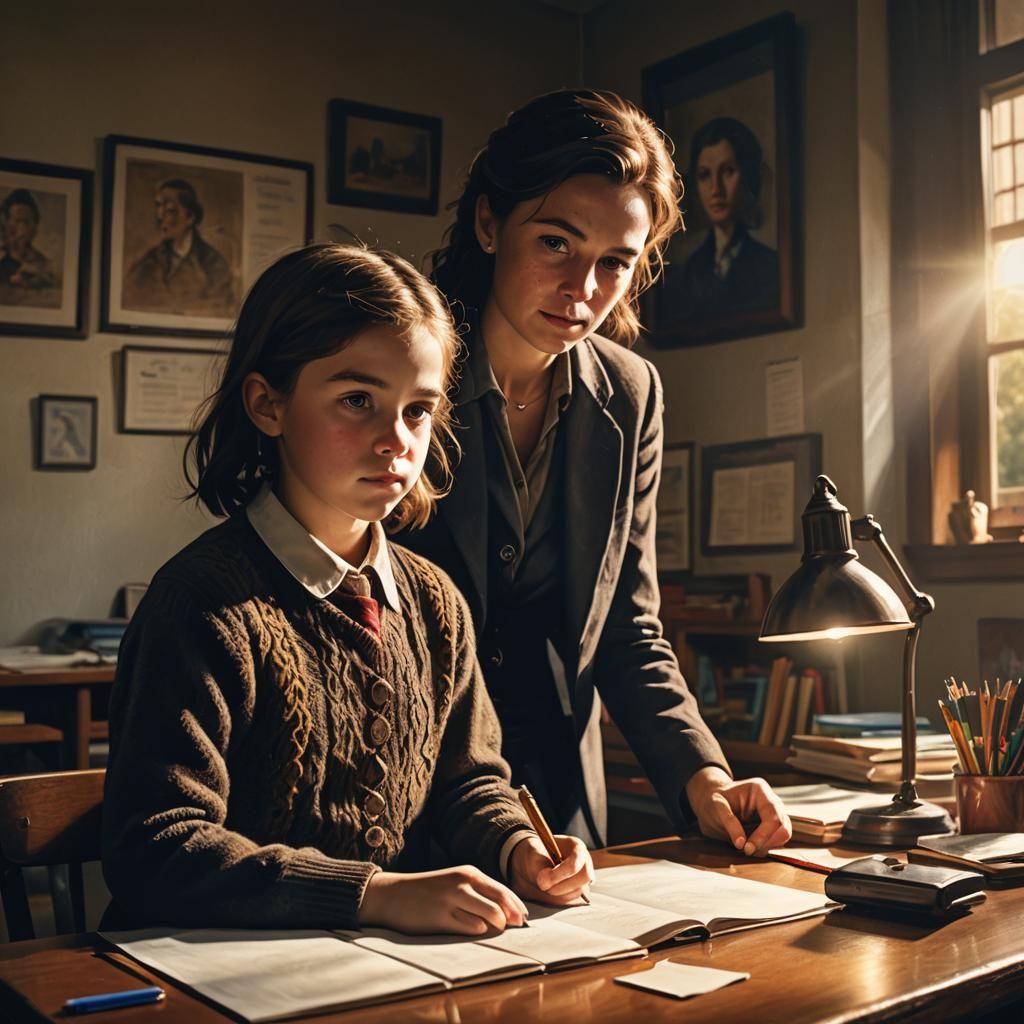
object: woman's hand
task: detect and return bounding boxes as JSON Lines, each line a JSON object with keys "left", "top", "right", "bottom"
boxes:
{"left": 508, "top": 834, "right": 593, "bottom": 905}
{"left": 685, "top": 766, "right": 792, "bottom": 856}
{"left": 359, "top": 866, "right": 529, "bottom": 935}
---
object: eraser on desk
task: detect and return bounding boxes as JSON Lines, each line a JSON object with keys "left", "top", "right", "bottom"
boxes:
{"left": 614, "top": 960, "right": 749, "bottom": 1000}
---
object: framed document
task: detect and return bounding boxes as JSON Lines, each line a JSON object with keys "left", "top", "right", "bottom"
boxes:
{"left": 102, "top": 135, "right": 312, "bottom": 338}
{"left": 656, "top": 442, "right": 694, "bottom": 573}
{"left": 119, "top": 345, "right": 224, "bottom": 435}
{"left": 701, "top": 433, "right": 821, "bottom": 554}
{"left": 35, "top": 394, "right": 97, "bottom": 470}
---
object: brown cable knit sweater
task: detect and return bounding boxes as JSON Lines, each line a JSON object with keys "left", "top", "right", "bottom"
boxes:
{"left": 101, "top": 514, "right": 533, "bottom": 930}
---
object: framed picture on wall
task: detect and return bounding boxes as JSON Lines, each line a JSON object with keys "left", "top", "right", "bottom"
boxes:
{"left": 35, "top": 394, "right": 97, "bottom": 470}
{"left": 327, "top": 99, "right": 442, "bottom": 215}
{"left": 0, "top": 158, "right": 92, "bottom": 338}
{"left": 642, "top": 13, "right": 802, "bottom": 347}
{"left": 101, "top": 135, "right": 313, "bottom": 338}
{"left": 701, "top": 433, "right": 821, "bottom": 555}
{"left": 656, "top": 442, "right": 694, "bottom": 573}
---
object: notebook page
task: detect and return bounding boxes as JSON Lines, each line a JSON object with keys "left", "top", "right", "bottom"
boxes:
{"left": 526, "top": 891, "right": 701, "bottom": 947}
{"left": 592, "top": 860, "right": 835, "bottom": 933}
{"left": 335, "top": 928, "right": 542, "bottom": 985}
{"left": 102, "top": 929, "right": 444, "bottom": 1022}
{"left": 476, "top": 915, "right": 642, "bottom": 968}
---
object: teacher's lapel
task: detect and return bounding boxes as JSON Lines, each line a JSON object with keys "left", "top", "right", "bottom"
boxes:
{"left": 564, "top": 341, "right": 624, "bottom": 691}
{"left": 438, "top": 393, "right": 489, "bottom": 623}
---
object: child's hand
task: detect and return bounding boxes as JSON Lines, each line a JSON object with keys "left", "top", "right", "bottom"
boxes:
{"left": 508, "top": 834, "right": 593, "bottom": 905}
{"left": 359, "top": 866, "right": 528, "bottom": 935}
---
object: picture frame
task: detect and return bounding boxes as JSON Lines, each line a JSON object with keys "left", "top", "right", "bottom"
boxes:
{"left": 0, "top": 158, "right": 92, "bottom": 338}
{"left": 119, "top": 344, "right": 225, "bottom": 435}
{"left": 701, "top": 432, "right": 821, "bottom": 555}
{"left": 35, "top": 394, "right": 97, "bottom": 471}
{"left": 102, "top": 135, "right": 313, "bottom": 338}
{"left": 327, "top": 99, "right": 442, "bottom": 216}
{"left": 642, "top": 13, "right": 802, "bottom": 347}
{"left": 656, "top": 441, "right": 695, "bottom": 573}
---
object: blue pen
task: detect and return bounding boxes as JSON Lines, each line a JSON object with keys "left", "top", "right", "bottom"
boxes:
{"left": 63, "top": 986, "right": 165, "bottom": 1015}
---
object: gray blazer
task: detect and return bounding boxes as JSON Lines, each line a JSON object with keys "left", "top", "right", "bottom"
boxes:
{"left": 397, "top": 333, "right": 728, "bottom": 844}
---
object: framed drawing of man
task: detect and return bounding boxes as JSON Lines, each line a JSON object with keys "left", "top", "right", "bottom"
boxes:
{"left": 643, "top": 13, "right": 802, "bottom": 347}
{"left": 102, "top": 136, "right": 313, "bottom": 338}
{"left": 0, "top": 158, "right": 92, "bottom": 338}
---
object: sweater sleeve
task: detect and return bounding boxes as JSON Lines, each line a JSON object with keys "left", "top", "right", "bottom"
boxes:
{"left": 102, "top": 578, "right": 379, "bottom": 930}
{"left": 420, "top": 573, "right": 534, "bottom": 877}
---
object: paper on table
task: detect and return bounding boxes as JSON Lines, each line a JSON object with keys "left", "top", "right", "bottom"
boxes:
{"left": 102, "top": 929, "right": 444, "bottom": 1022}
{"left": 774, "top": 783, "right": 899, "bottom": 824}
{"left": 767, "top": 846, "right": 878, "bottom": 874}
{"left": 615, "top": 960, "right": 749, "bottom": 1000}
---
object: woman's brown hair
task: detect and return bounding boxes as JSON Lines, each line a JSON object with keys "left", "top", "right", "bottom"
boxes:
{"left": 184, "top": 242, "right": 459, "bottom": 530}
{"left": 430, "top": 88, "right": 684, "bottom": 345}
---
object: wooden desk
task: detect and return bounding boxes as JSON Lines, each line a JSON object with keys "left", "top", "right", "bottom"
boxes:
{"left": 1, "top": 837, "right": 1022, "bottom": 1023}
{"left": 0, "top": 667, "right": 115, "bottom": 771}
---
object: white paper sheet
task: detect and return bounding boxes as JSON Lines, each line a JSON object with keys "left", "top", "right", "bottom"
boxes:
{"left": 615, "top": 960, "right": 749, "bottom": 999}
{"left": 765, "top": 357, "right": 805, "bottom": 436}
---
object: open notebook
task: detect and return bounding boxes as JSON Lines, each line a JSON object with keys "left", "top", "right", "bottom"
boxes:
{"left": 103, "top": 860, "right": 836, "bottom": 1022}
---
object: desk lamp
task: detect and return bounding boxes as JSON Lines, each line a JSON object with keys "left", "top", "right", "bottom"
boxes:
{"left": 759, "top": 475, "right": 954, "bottom": 846}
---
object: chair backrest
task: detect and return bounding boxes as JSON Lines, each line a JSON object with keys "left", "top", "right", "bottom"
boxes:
{"left": 0, "top": 769, "right": 105, "bottom": 941}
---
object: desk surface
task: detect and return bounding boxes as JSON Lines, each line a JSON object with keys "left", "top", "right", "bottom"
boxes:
{"left": 1, "top": 837, "right": 1021, "bottom": 1024}
{"left": 0, "top": 666, "right": 115, "bottom": 687}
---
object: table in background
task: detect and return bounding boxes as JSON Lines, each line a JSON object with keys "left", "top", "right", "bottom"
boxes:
{"left": 1, "top": 837, "right": 1022, "bottom": 1023}
{"left": 0, "top": 667, "right": 115, "bottom": 771}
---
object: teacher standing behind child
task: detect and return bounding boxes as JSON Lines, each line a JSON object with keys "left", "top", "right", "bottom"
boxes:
{"left": 397, "top": 89, "right": 791, "bottom": 854}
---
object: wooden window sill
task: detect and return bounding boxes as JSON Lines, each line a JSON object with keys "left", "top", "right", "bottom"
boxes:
{"left": 903, "top": 542, "right": 1024, "bottom": 582}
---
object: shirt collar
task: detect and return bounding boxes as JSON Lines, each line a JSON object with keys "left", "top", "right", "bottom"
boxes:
{"left": 246, "top": 485, "right": 400, "bottom": 611}
{"left": 460, "top": 330, "right": 573, "bottom": 412}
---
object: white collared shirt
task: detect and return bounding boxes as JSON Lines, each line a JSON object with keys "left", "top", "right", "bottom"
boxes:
{"left": 246, "top": 485, "right": 400, "bottom": 612}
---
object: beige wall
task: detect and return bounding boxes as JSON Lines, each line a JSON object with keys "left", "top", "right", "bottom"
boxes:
{"left": 0, "top": 0, "right": 575, "bottom": 641}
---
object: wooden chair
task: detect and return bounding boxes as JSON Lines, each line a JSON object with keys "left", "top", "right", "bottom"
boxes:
{"left": 0, "top": 769, "right": 104, "bottom": 941}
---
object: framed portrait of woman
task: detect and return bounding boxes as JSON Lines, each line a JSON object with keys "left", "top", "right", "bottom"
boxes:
{"left": 643, "top": 13, "right": 802, "bottom": 347}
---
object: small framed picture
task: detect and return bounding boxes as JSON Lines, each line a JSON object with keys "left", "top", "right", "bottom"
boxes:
{"left": 36, "top": 394, "right": 97, "bottom": 471}
{"left": 119, "top": 344, "right": 225, "bottom": 435}
{"left": 0, "top": 158, "right": 92, "bottom": 338}
{"left": 701, "top": 433, "right": 822, "bottom": 555}
{"left": 643, "top": 13, "right": 802, "bottom": 347}
{"left": 102, "top": 135, "right": 313, "bottom": 338}
{"left": 656, "top": 442, "right": 695, "bottom": 573}
{"left": 327, "top": 99, "right": 442, "bottom": 215}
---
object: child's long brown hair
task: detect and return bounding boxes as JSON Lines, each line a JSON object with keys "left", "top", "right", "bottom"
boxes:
{"left": 185, "top": 243, "right": 459, "bottom": 530}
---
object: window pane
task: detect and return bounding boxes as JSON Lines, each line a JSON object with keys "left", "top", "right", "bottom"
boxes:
{"left": 992, "top": 349, "right": 1024, "bottom": 498}
{"left": 995, "top": 98, "right": 1013, "bottom": 145}
{"left": 995, "top": 0, "right": 1024, "bottom": 49}
{"left": 997, "top": 191, "right": 1016, "bottom": 225}
{"left": 1015, "top": 142, "right": 1024, "bottom": 182}
{"left": 996, "top": 145, "right": 1015, "bottom": 192}
{"left": 990, "top": 238, "right": 1024, "bottom": 342}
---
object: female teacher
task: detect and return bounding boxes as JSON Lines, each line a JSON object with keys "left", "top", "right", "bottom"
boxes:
{"left": 398, "top": 89, "right": 790, "bottom": 855}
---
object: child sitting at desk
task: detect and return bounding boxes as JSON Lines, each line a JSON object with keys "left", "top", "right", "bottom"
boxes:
{"left": 101, "top": 243, "right": 592, "bottom": 935}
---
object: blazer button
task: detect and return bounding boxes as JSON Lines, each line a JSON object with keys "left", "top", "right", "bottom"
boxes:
{"left": 368, "top": 716, "right": 391, "bottom": 746}
{"left": 499, "top": 544, "right": 516, "bottom": 563}
{"left": 370, "top": 680, "right": 392, "bottom": 707}
{"left": 364, "top": 790, "right": 386, "bottom": 819}
{"left": 364, "top": 825, "right": 386, "bottom": 848}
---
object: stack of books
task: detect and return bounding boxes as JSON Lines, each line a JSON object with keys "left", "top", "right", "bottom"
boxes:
{"left": 908, "top": 833, "right": 1024, "bottom": 887}
{"left": 811, "top": 712, "right": 936, "bottom": 737}
{"left": 773, "top": 783, "right": 895, "bottom": 844}
{"left": 786, "top": 733, "right": 959, "bottom": 799}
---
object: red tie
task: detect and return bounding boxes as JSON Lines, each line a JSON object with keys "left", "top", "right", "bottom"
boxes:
{"left": 331, "top": 592, "right": 381, "bottom": 639}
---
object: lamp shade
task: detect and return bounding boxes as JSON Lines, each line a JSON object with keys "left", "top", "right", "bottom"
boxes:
{"left": 759, "top": 475, "right": 912, "bottom": 642}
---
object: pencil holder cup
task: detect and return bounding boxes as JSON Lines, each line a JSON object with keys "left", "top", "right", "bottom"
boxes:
{"left": 955, "top": 773, "right": 1024, "bottom": 834}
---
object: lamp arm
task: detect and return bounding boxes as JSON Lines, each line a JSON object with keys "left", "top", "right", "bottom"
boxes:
{"left": 851, "top": 515, "right": 936, "bottom": 805}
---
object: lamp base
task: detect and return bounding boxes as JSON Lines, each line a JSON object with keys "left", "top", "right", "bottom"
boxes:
{"left": 842, "top": 797, "right": 954, "bottom": 847}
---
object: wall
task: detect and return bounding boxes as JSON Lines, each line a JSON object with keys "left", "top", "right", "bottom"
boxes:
{"left": 0, "top": 0, "right": 576, "bottom": 642}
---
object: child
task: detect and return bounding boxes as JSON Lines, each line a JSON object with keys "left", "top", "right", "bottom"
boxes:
{"left": 102, "top": 243, "right": 592, "bottom": 935}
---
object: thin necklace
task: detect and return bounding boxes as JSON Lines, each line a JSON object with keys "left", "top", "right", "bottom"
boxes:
{"left": 510, "top": 393, "right": 545, "bottom": 412}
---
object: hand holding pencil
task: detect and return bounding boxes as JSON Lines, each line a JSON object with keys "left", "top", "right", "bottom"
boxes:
{"left": 509, "top": 787, "right": 594, "bottom": 906}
